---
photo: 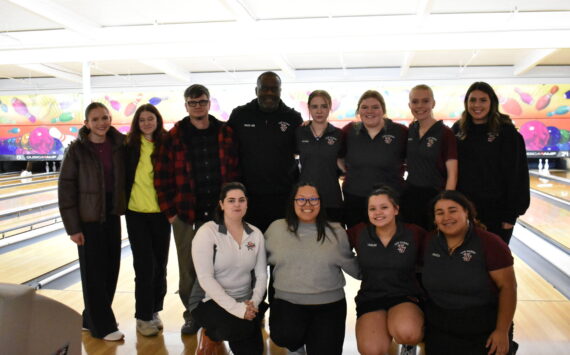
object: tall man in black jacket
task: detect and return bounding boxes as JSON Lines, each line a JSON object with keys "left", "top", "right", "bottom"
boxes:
{"left": 228, "top": 72, "right": 303, "bottom": 232}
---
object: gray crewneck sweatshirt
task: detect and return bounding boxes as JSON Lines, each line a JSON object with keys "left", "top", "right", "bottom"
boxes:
{"left": 265, "top": 219, "right": 361, "bottom": 305}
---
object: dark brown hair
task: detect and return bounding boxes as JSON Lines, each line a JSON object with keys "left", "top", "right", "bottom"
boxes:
{"left": 126, "top": 104, "right": 167, "bottom": 163}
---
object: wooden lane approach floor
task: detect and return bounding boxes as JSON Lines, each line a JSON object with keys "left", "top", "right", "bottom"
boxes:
{"left": 36, "top": 236, "right": 570, "bottom": 355}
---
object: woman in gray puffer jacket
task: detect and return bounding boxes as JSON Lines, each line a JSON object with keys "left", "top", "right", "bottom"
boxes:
{"left": 58, "top": 102, "right": 126, "bottom": 341}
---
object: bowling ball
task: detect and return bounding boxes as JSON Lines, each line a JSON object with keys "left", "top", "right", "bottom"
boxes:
{"left": 544, "top": 145, "right": 559, "bottom": 152}
{"left": 560, "top": 129, "right": 570, "bottom": 144}
{"left": 520, "top": 121, "right": 549, "bottom": 150}
{"left": 557, "top": 142, "right": 570, "bottom": 151}
{"left": 50, "top": 139, "right": 64, "bottom": 154}
{"left": 547, "top": 126, "right": 561, "bottom": 146}
{"left": 28, "top": 127, "right": 54, "bottom": 154}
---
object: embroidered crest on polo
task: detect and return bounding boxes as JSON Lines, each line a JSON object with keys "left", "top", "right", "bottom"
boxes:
{"left": 325, "top": 136, "right": 337, "bottom": 145}
{"left": 426, "top": 136, "right": 438, "bottom": 148}
{"left": 460, "top": 250, "right": 476, "bottom": 262}
{"left": 246, "top": 241, "right": 256, "bottom": 251}
{"left": 278, "top": 121, "right": 290, "bottom": 132}
{"left": 382, "top": 134, "right": 395, "bottom": 144}
{"left": 487, "top": 132, "right": 498, "bottom": 142}
{"left": 394, "top": 241, "right": 409, "bottom": 254}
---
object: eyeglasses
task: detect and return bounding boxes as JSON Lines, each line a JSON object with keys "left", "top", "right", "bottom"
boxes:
{"left": 294, "top": 197, "right": 320, "bottom": 206}
{"left": 186, "top": 100, "right": 209, "bottom": 107}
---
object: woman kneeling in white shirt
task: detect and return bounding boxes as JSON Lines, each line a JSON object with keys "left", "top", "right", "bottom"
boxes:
{"left": 191, "top": 182, "right": 268, "bottom": 355}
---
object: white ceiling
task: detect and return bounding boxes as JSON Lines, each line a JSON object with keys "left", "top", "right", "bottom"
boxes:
{"left": 0, "top": 0, "right": 569, "bottom": 90}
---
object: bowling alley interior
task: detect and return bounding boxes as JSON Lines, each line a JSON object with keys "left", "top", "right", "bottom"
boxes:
{"left": 0, "top": 1, "right": 569, "bottom": 354}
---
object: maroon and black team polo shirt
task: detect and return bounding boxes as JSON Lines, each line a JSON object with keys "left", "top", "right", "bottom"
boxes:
{"left": 354, "top": 222, "right": 426, "bottom": 304}
{"left": 296, "top": 123, "right": 343, "bottom": 209}
{"left": 422, "top": 226, "right": 513, "bottom": 310}
{"left": 406, "top": 120, "right": 457, "bottom": 190}
{"left": 340, "top": 119, "right": 407, "bottom": 197}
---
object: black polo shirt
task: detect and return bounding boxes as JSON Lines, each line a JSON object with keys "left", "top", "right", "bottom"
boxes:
{"left": 406, "top": 120, "right": 457, "bottom": 189}
{"left": 355, "top": 222, "right": 425, "bottom": 303}
{"left": 228, "top": 99, "right": 302, "bottom": 195}
{"left": 421, "top": 226, "right": 513, "bottom": 310}
{"left": 296, "top": 123, "right": 342, "bottom": 208}
{"left": 340, "top": 119, "right": 407, "bottom": 197}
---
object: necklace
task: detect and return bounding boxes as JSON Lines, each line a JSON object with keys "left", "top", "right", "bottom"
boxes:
{"left": 310, "top": 123, "right": 325, "bottom": 139}
{"left": 447, "top": 238, "right": 465, "bottom": 254}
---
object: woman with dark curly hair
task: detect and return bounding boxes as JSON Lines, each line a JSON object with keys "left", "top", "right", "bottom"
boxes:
{"left": 422, "top": 190, "right": 517, "bottom": 355}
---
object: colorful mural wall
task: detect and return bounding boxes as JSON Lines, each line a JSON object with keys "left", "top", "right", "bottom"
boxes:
{"left": 0, "top": 83, "right": 569, "bottom": 160}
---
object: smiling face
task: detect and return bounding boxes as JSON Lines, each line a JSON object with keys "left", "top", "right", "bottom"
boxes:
{"left": 256, "top": 73, "right": 281, "bottom": 112}
{"left": 358, "top": 98, "right": 384, "bottom": 129}
{"left": 294, "top": 185, "right": 321, "bottom": 224}
{"left": 434, "top": 199, "right": 470, "bottom": 238}
{"left": 368, "top": 194, "right": 398, "bottom": 229}
{"left": 138, "top": 110, "right": 158, "bottom": 139}
{"left": 309, "top": 95, "right": 331, "bottom": 124}
{"left": 409, "top": 88, "right": 435, "bottom": 122}
{"left": 467, "top": 90, "right": 491, "bottom": 124}
{"left": 85, "top": 106, "right": 111, "bottom": 142}
{"left": 220, "top": 188, "right": 247, "bottom": 222}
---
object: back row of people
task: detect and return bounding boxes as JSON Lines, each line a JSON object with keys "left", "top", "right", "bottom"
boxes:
{"left": 58, "top": 71, "right": 529, "bottom": 352}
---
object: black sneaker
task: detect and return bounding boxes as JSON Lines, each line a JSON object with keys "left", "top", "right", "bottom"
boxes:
{"left": 400, "top": 344, "right": 416, "bottom": 355}
{"left": 181, "top": 319, "right": 200, "bottom": 335}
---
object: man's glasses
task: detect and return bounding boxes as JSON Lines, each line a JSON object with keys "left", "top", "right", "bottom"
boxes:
{"left": 294, "top": 197, "right": 320, "bottom": 206}
{"left": 187, "top": 100, "right": 210, "bottom": 107}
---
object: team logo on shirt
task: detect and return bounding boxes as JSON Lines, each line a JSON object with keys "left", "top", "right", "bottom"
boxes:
{"left": 244, "top": 123, "right": 256, "bottom": 128}
{"left": 487, "top": 132, "right": 498, "bottom": 142}
{"left": 278, "top": 121, "right": 290, "bottom": 132}
{"left": 367, "top": 243, "right": 378, "bottom": 247}
{"left": 246, "top": 241, "right": 256, "bottom": 251}
{"left": 426, "top": 136, "right": 438, "bottom": 148}
{"left": 301, "top": 139, "right": 310, "bottom": 144}
{"left": 382, "top": 134, "right": 395, "bottom": 144}
{"left": 460, "top": 250, "right": 476, "bottom": 262}
{"left": 394, "top": 241, "right": 409, "bottom": 254}
{"left": 325, "top": 136, "right": 337, "bottom": 145}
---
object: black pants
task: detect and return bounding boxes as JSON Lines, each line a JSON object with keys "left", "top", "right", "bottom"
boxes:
{"left": 400, "top": 184, "right": 439, "bottom": 231}
{"left": 343, "top": 192, "right": 368, "bottom": 228}
{"left": 192, "top": 300, "right": 267, "bottom": 355}
{"left": 269, "top": 298, "right": 347, "bottom": 355}
{"left": 125, "top": 210, "right": 171, "bottom": 321}
{"left": 424, "top": 301, "right": 515, "bottom": 355}
{"left": 78, "top": 214, "right": 121, "bottom": 338}
{"left": 246, "top": 193, "right": 288, "bottom": 232}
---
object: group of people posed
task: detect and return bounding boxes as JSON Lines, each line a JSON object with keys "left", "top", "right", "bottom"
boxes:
{"left": 58, "top": 71, "right": 530, "bottom": 355}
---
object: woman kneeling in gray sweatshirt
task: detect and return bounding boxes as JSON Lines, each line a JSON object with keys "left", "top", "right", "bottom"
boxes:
{"left": 265, "top": 182, "right": 361, "bottom": 355}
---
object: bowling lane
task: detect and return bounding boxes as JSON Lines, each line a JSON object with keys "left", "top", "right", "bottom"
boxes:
{"left": 519, "top": 196, "right": 570, "bottom": 249}
{"left": 0, "top": 190, "right": 58, "bottom": 214}
{"left": 0, "top": 207, "right": 60, "bottom": 238}
{"left": 0, "top": 173, "right": 58, "bottom": 187}
{"left": 0, "top": 180, "right": 58, "bottom": 196}
{"left": 530, "top": 175, "right": 570, "bottom": 202}
{"left": 550, "top": 170, "right": 570, "bottom": 180}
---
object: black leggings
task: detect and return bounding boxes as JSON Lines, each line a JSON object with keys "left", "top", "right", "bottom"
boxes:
{"left": 424, "top": 301, "right": 515, "bottom": 355}
{"left": 192, "top": 300, "right": 267, "bottom": 355}
{"left": 269, "top": 298, "right": 347, "bottom": 355}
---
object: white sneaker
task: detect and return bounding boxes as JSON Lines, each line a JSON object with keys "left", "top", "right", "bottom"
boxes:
{"left": 103, "top": 330, "right": 124, "bottom": 341}
{"left": 152, "top": 312, "right": 163, "bottom": 330}
{"left": 137, "top": 319, "right": 159, "bottom": 336}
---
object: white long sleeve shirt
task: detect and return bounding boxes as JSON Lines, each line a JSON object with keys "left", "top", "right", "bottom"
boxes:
{"left": 192, "top": 221, "right": 267, "bottom": 319}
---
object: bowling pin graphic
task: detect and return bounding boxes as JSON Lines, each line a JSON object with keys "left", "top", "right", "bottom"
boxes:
{"left": 535, "top": 86, "right": 559, "bottom": 111}
{"left": 514, "top": 88, "right": 533, "bottom": 105}
{"left": 124, "top": 94, "right": 142, "bottom": 117}
{"left": 11, "top": 98, "right": 38, "bottom": 123}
